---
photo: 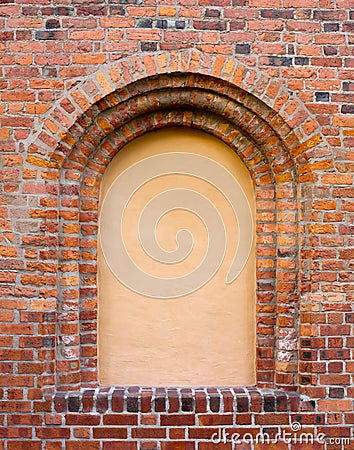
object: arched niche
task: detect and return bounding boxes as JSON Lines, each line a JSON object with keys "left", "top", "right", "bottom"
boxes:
{"left": 25, "top": 52, "right": 324, "bottom": 391}
{"left": 98, "top": 128, "right": 256, "bottom": 386}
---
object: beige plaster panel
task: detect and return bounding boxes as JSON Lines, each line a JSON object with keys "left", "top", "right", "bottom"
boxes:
{"left": 98, "top": 128, "right": 256, "bottom": 386}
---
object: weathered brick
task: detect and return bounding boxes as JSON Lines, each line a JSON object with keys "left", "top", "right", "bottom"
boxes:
{"left": 0, "top": 3, "right": 353, "bottom": 449}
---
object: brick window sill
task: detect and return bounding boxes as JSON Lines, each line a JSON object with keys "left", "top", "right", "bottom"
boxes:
{"left": 52, "top": 387, "right": 302, "bottom": 414}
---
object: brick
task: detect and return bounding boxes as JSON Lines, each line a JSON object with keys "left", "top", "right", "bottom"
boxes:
{"left": 36, "top": 428, "right": 70, "bottom": 439}
{"left": 160, "top": 414, "right": 195, "bottom": 426}
{"left": 66, "top": 414, "right": 100, "bottom": 425}
{"left": 194, "top": 20, "right": 226, "bottom": 30}
{"left": 131, "top": 427, "right": 166, "bottom": 438}
{"left": 103, "top": 414, "right": 138, "bottom": 425}
{"left": 198, "top": 414, "right": 233, "bottom": 426}
{"left": 0, "top": 3, "right": 354, "bottom": 446}
{"left": 161, "top": 444, "right": 195, "bottom": 450}
{"left": 0, "top": 324, "right": 33, "bottom": 335}
{"left": 72, "top": 54, "right": 106, "bottom": 65}
{"left": 100, "top": 18, "right": 134, "bottom": 28}
{"left": 8, "top": 415, "right": 42, "bottom": 426}
{"left": 70, "top": 30, "right": 105, "bottom": 40}
{"left": 93, "top": 428, "right": 127, "bottom": 439}
{"left": 318, "top": 400, "right": 353, "bottom": 412}
{"left": 103, "top": 444, "right": 137, "bottom": 450}
{"left": 67, "top": 444, "right": 100, "bottom": 450}
{"left": 8, "top": 443, "right": 42, "bottom": 450}
{"left": 158, "top": 6, "right": 176, "bottom": 16}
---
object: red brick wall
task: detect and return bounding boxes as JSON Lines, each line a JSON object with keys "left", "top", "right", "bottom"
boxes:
{"left": 0, "top": 1, "right": 353, "bottom": 448}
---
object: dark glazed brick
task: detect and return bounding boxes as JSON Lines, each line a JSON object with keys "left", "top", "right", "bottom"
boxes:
{"left": 156, "top": 19, "right": 185, "bottom": 29}
{"left": 324, "top": 46, "right": 338, "bottom": 56}
{"left": 329, "top": 387, "right": 345, "bottom": 398}
{"left": 315, "top": 92, "right": 330, "bottom": 102}
{"left": 42, "top": 337, "right": 54, "bottom": 347}
{"left": 154, "top": 389, "right": 166, "bottom": 412}
{"left": 77, "top": 6, "right": 107, "bottom": 15}
{"left": 235, "top": 44, "right": 250, "bottom": 54}
{"left": 109, "top": 5, "right": 126, "bottom": 15}
{"left": 156, "top": 19, "right": 168, "bottom": 29}
{"left": 127, "top": 394, "right": 139, "bottom": 412}
{"left": 54, "top": 6, "right": 75, "bottom": 15}
{"left": 301, "top": 376, "right": 311, "bottom": 384}
{"left": 181, "top": 395, "right": 194, "bottom": 412}
{"left": 35, "top": 30, "right": 66, "bottom": 40}
{"left": 209, "top": 394, "right": 220, "bottom": 413}
{"left": 343, "top": 82, "right": 354, "bottom": 91}
{"left": 346, "top": 313, "right": 354, "bottom": 323}
{"left": 263, "top": 394, "right": 275, "bottom": 412}
{"left": 181, "top": 390, "right": 194, "bottom": 412}
{"left": 315, "top": 415, "right": 324, "bottom": 424}
{"left": 205, "top": 9, "right": 221, "bottom": 17}
{"left": 261, "top": 9, "right": 294, "bottom": 19}
{"left": 43, "top": 313, "right": 56, "bottom": 322}
{"left": 140, "top": 42, "right": 158, "bottom": 51}
{"left": 302, "top": 351, "right": 313, "bottom": 360}
{"left": 268, "top": 56, "right": 293, "bottom": 66}
{"left": 46, "top": 19, "right": 60, "bottom": 29}
{"left": 295, "top": 57, "right": 309, "bottom": 65}
{"left": 342, "top": 105, "right": 354, "bottom": 114}
{"left": 42, "top": 6, "right": 75, "bottom": 16}
{"left": 137, "top": 18, "right": 153, "bottom": 28}
{"left": 68, "top": 394, "right": 80, "bottom": 412}
{"left": 175, "top": 21, "right": 186, "bottom": 29}
{"left": 324, "top": 23, "right": 339, "bottom": 32}
{"left": 236, "top": 395, "right": 249, "bottom": 412}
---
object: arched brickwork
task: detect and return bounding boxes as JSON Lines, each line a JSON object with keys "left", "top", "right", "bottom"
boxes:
{"left": 28, "top": 50, "right": 322, "bottom": 169}
{"left": 25, "top": 50, "right": 324, "bottom": 393}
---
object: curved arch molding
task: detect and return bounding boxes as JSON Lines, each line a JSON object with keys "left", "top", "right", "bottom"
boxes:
{"left": 25, "top": 50, "right": 324, "bottom": 391}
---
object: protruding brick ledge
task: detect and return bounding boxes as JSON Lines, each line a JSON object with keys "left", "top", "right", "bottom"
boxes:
{"left": 52, "top": 387, "right": 303, "bottom": 414}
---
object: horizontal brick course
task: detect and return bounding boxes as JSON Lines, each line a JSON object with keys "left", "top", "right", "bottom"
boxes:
{"left": 0, "top": 0, "right": 354, "bottom": 447}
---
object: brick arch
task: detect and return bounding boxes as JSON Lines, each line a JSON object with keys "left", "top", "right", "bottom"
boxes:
{"left": 63, "top": 74, "right": 296, "bottom": 179}
{"left": 25, "top": 50, "right": 324, "bottom": 393}
{"left": 28, "top": 50, "right": 322, "bottom": 171}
